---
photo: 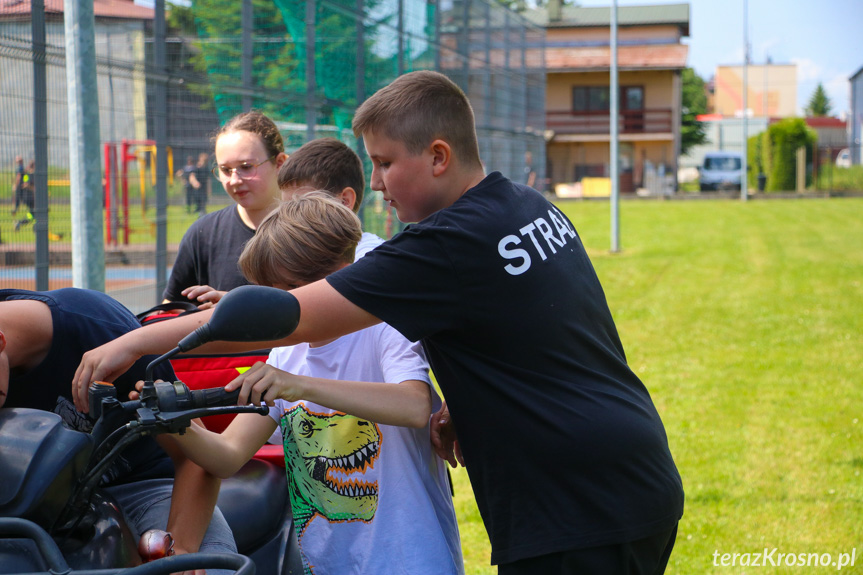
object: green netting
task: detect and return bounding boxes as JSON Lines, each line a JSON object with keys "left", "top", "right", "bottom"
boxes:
{"left": 183, "top": 0, "right": 545, "bottom": 230}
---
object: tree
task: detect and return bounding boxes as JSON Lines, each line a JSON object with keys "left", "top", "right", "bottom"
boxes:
{"left": 805, "top": 82, "right": 832, "bottom": 117}
{"left": 680, "top": 67, "right": 708, "bottom": 157}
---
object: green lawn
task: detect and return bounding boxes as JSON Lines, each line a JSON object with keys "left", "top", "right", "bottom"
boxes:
{"left": 450, "top": 197, "right": 863, "bottom": 574}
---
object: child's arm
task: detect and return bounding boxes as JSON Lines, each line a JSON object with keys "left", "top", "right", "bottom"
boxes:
{"left": 156, "top": 434, "right": 222, "bottom": 557}
{"left": 226, "top": 362, "right": 432, "bottom": 429}
{"left": 166, "top": 413, "right": 279, "bottom": 478}
{"left": 72, "top": 280, "right": 380, "bottom": 412}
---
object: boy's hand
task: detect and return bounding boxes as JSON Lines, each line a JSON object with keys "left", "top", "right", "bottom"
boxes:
{"left": 225, "top": 361, "right": 302, "bottom": 407}
{"left": 181, "top": 285, "right": 226, "bottom": 310}
{"left": 430, "top": 401, "right": 464, "bottom": 468}
{"left": 73, "top": 339, "right": 142, "bottom": 413}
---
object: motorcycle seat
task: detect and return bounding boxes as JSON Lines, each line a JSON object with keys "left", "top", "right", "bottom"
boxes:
{"left": 0, "top": 409, "right": 93, "bottom": 527}
{"left": 217, "top": 457, "right": 291, "bottom": 552}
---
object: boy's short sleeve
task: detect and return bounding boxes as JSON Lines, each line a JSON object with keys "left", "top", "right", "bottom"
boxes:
{"left": 326, "top": 224, "right": 458, "bottom": 342}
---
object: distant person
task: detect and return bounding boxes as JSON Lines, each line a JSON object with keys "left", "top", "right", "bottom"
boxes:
{"left": 14, "top": 159, "right": 35, "bottom": 231}
{"left": 10, "top": 155, "right": 25, "bottom": 216}
{"left": 162, "top": 111, "right": 287, "bottom": 308}
{"left": 176, "top": 155, "right": 196, "bottom": 214}
{"left": 190, "top": 152, "right": 211, "bottom": 217}
{"left": 523, "top": 150, "right": 536, "bottom": 188}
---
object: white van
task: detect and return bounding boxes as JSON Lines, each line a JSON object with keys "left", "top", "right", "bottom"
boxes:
{"left": 836, "top": 148, "right": 851, "bottom": 168}
{"left": 699, "top": 151, "right": 743, "bottom": 192}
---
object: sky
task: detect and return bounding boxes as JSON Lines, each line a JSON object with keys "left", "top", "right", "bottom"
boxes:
{"left": 576, "top": 0, "right": 863, "bottom": 117}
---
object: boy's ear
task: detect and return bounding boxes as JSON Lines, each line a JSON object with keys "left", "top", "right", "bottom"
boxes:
{"left": 430, "top": 140, "right": 451, "bottom": 177}
{"left": 337, "top": 187, "right": 357, "bottom": 211}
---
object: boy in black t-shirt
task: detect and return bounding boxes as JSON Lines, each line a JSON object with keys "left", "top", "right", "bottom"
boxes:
{"left": 74, "top": 71, "right": 683, "bottom": 574}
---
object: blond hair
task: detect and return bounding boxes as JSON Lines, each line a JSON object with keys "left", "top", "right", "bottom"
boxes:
{"left": 352, "top": 70, "right": 482, "bottom": 168}
{"left": 239, "top": 193, "right": 362, "bottom": 286}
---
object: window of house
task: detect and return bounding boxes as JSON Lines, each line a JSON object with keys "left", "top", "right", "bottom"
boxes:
{"left": 572, "top": 86, "right": 644, "bottom": 112}
{"left": 623, "top": 86, "right": 643, "bottom": 111}
{"left": 572, "top": 86, "right": 610, "bottom": 112}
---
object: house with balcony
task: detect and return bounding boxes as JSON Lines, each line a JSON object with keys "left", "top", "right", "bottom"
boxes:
{"left": 525, "top": 2, "right": 689, "bottom": 195}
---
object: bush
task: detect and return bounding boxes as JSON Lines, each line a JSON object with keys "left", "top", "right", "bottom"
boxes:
{"left": 747, "top": 131, "right": 764, "bottom": 188}
{"left": 764, "top": 118, "right": 817, "bottom": 191}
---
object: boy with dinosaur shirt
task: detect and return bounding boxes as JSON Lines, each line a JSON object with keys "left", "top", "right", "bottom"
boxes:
{"left": 158, "top": 194, "right": 463, "bottom": 575}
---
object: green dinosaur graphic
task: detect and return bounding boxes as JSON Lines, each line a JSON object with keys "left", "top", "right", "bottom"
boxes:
{"left": 280, "top": 404, "right": 381, "bottom": 538}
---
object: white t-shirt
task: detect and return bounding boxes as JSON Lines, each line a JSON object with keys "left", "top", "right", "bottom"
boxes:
{"left": 263, "top": 231, "right": 384, "bottom": 447}
{"left": 267, "top": 324, "right": 464, "bottom": 575}
{"left": 356, "top": 231, "right": 384, "bottom": 259}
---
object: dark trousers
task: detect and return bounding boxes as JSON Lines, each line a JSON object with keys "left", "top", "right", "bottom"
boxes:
{"left": 498, "top": 524, "right": 678, "bottom": 575}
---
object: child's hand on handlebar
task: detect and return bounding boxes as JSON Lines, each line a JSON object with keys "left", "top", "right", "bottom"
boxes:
{"left": 225, "top": 361, "right": 304, "bottom": 407}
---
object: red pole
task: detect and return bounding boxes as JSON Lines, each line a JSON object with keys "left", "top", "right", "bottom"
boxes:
{"left": 104, "top": 143, "right": 113, "bottom": 244}
{"left": 121, "top": 140, "right": 130, "bottom": 245}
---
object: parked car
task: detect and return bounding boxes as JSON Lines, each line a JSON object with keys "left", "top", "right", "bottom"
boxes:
{"left": 835, "top": 148, "right": 851, "bottom": 168}
{"left": 699, "top": 151, "right": 743, "bottom": 191}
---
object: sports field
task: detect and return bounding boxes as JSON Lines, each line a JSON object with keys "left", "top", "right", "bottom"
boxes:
{"left": 450, "top": 197, "right": 863, "bottom": 574}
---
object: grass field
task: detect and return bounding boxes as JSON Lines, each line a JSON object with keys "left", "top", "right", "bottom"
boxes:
{"left": 449, "top": 197, "right": 863, "bottom": 574}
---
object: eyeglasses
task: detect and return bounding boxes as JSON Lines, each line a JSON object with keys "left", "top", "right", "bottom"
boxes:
{"left": 213, "top": 156, "right": 275, "bottom": 180}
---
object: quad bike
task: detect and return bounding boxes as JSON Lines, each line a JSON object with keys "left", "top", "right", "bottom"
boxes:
{"left": 0, "top": 285, "right": 304, "bottom": 574}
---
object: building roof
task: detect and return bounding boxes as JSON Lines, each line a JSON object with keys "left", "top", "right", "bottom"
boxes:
{"left": 0, "top": 0, "right": 154, "bottom": 20}
{"left": 546, "top": 42, "right": 688, "bottom": 71}
{"left": 525, "top": 2, "right": 690, "bottom": 36}
{"left": 805, "top": 117, "right": 846, "bottom": 128}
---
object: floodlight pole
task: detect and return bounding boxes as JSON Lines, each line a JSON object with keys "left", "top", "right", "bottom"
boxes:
{"left": 65, "top": 0, "right": 105, "bottom": 290}
{"left": 610, "top": 0, "right": 620, "bottom": 252}
{"left": 741, "top": 0, "right": 749, "bottom": 201}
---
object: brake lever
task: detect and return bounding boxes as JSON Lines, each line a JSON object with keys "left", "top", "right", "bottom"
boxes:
{"left": 134, "top": 404, "right": 270, "bottom": 435}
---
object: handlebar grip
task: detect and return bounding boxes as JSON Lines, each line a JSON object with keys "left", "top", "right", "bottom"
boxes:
{"left": 187, "top": 386, "right": 242, "bottom": 408}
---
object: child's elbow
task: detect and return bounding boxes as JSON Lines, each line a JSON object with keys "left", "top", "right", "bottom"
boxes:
{"left": 405, "top": 411, "right": 430, "bottom": 429}
{"left": 405, "top": 400, "right": 433, "bottom": 429}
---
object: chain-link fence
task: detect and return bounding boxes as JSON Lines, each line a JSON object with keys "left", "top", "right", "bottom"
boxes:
{"left": 813, "top": 144, "right": 862, "bottom": 193}
{"left": 1, "top": 0, "right": 545, "bottom": 313}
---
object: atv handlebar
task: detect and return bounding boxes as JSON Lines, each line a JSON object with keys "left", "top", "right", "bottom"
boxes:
{"left": 0, "top": 517, "right": 255, "bottom": 575}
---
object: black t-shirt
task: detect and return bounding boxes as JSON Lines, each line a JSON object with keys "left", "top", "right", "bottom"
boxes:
{"left": 2, "top": 288, "right": 176, "bottom": 485}
{"left": 193, "top": 165, "right": 209, "bottom": 193}
{"left": 327, "top": 172, "right": 684, "bottom": 564}
{"left": 163, "top": 205, "right": 254, "bottom": 302}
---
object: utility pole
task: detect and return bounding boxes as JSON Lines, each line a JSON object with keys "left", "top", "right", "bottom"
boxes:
{"left": 610, "top": 0, "right": 620, "bottom": 252}
{"left": 741, "top": 0, "right": 749, "bottom": 201}
{"left": 65, "top": 0, "right": 105, "bottom": 290}
{"left": 155, "top": 0, "right": 168, "bottom": 298}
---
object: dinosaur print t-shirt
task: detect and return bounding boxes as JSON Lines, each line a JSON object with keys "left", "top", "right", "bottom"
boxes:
{"left": 267, "top": 323, "right": 464, "bottom": 575}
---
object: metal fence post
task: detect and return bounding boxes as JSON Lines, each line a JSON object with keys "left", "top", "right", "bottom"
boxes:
{"left": 64, "top": 0, "right": 105, "bottom": 290}
{"left": 154, "top": 0, "right": 168, "bottom": 300}
{"left": 32, "top": 0, "right": 49, "bottom": 290}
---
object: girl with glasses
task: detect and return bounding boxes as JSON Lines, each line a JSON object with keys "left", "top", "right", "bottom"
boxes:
{"left": 163, "top": 111, "right": 288, "bottom": 307}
